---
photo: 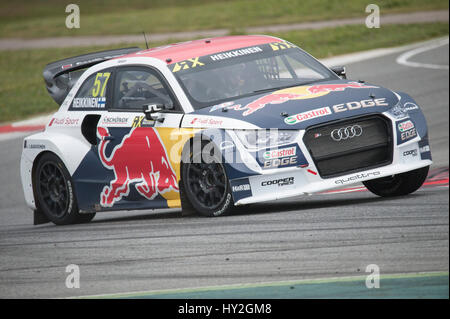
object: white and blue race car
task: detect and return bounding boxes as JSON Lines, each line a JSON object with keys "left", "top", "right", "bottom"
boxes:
{"left": 20, "top": 35, "right": 432, "bottom": 225}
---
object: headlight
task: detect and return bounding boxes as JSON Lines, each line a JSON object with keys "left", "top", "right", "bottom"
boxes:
{"left": 234, "top": 129, "right": 299, "bottom": 150}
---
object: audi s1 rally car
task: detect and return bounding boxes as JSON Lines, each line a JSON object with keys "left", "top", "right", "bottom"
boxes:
{"left": 20, "top": 35, "right": 432, "bottom": 225}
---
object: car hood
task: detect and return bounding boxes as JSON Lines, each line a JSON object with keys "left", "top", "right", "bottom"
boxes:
{"left": 192, "top": 80, "right": 399, "bottom": 129}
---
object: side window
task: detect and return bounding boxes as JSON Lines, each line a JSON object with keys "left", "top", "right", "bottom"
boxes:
{"left": 72, "top": 71, "right": 111, "bottom": 110}
{"left": 112, "top": 67, "right": 178, "bottom": 111}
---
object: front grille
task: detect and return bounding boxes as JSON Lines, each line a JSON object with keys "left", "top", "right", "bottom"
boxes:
{"left": 303, "top": 115, "right": 392, "bottom": 178}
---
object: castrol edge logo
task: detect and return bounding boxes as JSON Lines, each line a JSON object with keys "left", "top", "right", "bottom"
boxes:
{"left": 284, "top": 107, "right": 331, "bottom": 125}
{"left": 398, "top": 120, "right": 414, "bottom": 132}
{"left": 263, "top": 146, "right": 296, "bottom": 159}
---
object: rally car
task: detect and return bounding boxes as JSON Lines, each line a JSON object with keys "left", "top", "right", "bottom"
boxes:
{"left": 20, "top": 35, "right": 432, "bottom": 225}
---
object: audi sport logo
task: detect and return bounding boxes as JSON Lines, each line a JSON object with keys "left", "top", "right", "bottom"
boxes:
{"left": 331, "top": 125, "right": 363, "bottom": 141}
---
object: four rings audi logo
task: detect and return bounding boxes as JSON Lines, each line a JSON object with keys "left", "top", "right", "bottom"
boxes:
{"left": 331, "top": 125, "right": 363, "bottom": 141}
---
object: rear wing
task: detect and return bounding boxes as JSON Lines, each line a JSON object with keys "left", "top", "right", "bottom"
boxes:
{"left": 43, "top": 47, "right": 141, "bottom": 105}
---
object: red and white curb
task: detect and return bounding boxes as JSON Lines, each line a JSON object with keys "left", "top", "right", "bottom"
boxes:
{"left": 0, "top": 114, "right": 51, "bottom": 140}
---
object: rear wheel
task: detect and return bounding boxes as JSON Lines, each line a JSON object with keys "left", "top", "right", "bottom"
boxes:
{"left": 363, "top": 166, "right": 429, "bottom": 197}
{"left": 33, "top": 153, "right": 95, "bottom": 225}
{"left": 180, "top": 141, "right": 233, "bottom": 217}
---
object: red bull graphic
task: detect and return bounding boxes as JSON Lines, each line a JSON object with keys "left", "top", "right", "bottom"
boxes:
{"left": 97, "top": 127, "right": 179, "bottom": 207}
{"left": 210, "top": 82, "right": 377, "bottom": 116}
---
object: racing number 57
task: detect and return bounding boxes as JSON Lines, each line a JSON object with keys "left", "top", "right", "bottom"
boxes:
{"left": 92, "top": 72, "right": 111, "bottom": 97}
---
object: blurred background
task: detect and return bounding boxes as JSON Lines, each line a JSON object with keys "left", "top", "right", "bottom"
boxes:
{"left": 0, "top": 0, "right": 448, "bottom": 123}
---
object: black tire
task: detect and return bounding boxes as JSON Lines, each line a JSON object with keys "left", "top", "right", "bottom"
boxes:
{"left": 363, "top": 166, "right": 429, "bottom": 197}
{"left": 180, "top": 141, "right": 234, "bottom": 217}
{"left": 33, "top": 153, "right": 95, "bottom": 225}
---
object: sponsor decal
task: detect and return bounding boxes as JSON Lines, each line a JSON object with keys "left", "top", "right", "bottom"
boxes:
{"left": 232, "top": 184, "right": 251, "bottom": 192}
{"left": 332, "top": 98, "right": 388, "bottom": 113}
{"left": 48, "top": 117, "right": 80, "bottom": 126}
{"left": 403, "top": 149, "right": 418, "bottom": 157}
{"left": 335, "top": 171, "right": 381, "bottom": 184}
{"left": 398, "top": 120, "right": 414, "bottom": 132}
{"left": 28, "top": 144, "right": 45, "bottom": 149}
{"left": 263, "top": 146, "right": 296, "bottom": 159}
{"left": 132, "top": 116, "right": 154, "bottom": 128}
{"left": 261, "top": 177, "right": 294, "bottom": 187}
{"left": 256, "top": 144, "right": 307, "bottom": 169}
{"left": 97, "top": 127, "right": 179, "bottom": 207}
{"left": 210, "top": 82, "right": 378, "bottom": 116}
{"left": 229, "top": 178, "right": 252, "bottom": 202}
{"left": 400, "top": 128, "right": 417, "bottom": 141}
{"left": 189, "top": 117, "right": 223, "bottom": 126}
{"left": 263, "top": 156, "right": 297, "bottom": 169}
{"left": 420, "top": 145, "right": 430, "bottom": 153}
{"left": 285, "top": 107, "right": 331, "bottom": 125}
{"left": 210, "top": 46, "right": 263, "bottom": 61}
{"left": 401, "top": 102, "right": 419, "bottom": 112}
{"left": 72, "top": 97, "right": 106, "bottom": 109}
{"left": 396, "top": 119, "right": 417, "bottom": 144}
{"left": 269, "top": 41, "right": 296, "bottom": 51}
{"left": 101, "top": 116, "right": 129, "bottom": 126}
{"left": 418, "top": 138, "right": 432, "bottom": 161}
{"left": 171, "top": 57, "right": 204, "bottom": 72}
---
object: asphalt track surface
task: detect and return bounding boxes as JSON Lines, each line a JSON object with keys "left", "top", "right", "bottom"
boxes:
{"left": 0, "top": 41, "right": 448, "bottom": 299}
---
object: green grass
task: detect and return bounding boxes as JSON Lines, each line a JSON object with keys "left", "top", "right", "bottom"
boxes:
{"left": 0, "top": 22, "right": 448, "bottom": 123}
{"left": 0, "top": 0, "right": 448, "bottom": 38}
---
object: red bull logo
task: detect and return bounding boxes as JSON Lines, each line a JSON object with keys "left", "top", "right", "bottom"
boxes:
{"left": 210, "top": 82, "right": 377, "bottom": 116}
{"left": 97, "top": 127, "right": 179, "bottom": 207}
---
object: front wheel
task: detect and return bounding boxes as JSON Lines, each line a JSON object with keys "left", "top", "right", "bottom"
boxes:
{"left": 33, "top": 153, "right": 95, "bottom": 225}
{"left": 180, "top": 142, "right": 234, "bottom": 217}
{"left": 363, "top": 166, "right": 429, "bottom": 197}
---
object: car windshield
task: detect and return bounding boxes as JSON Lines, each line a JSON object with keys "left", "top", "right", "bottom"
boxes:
{"left": 171, "top": 42, "right": 338, "bottom": 110}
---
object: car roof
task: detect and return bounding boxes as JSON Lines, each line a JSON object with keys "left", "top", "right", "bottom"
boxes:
{"left": 121, "top": 35, "right": 283, "bottom": 64}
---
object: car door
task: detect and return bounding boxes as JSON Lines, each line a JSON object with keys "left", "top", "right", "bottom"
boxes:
{"left": 96, "top": 65, "right": 187, "bottom": 210}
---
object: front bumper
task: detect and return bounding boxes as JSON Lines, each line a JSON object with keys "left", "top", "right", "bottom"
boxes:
{"left": 228, "top": 111, "right": 432, "bottom": 205}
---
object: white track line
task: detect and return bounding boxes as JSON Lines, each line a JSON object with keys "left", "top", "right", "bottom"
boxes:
{"left": 396, "top": 37, "right": 449, "bottom": 70}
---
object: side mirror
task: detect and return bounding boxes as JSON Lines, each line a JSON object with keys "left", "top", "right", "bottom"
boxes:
{"left": 331, "top": 66, "right": 347, "bottom": 79}
{"left": 143, "top": 103, "right": 165, "bottom": 122}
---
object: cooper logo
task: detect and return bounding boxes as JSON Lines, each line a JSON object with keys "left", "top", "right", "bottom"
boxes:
{"left": 232, "top": 184, "right": 251, "bottom": 192}
{"left": 261, "top": 177, "right": 294, "bottom": 187}
{"left": 403, "top": 149, "right": 418, "bottom": 157}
